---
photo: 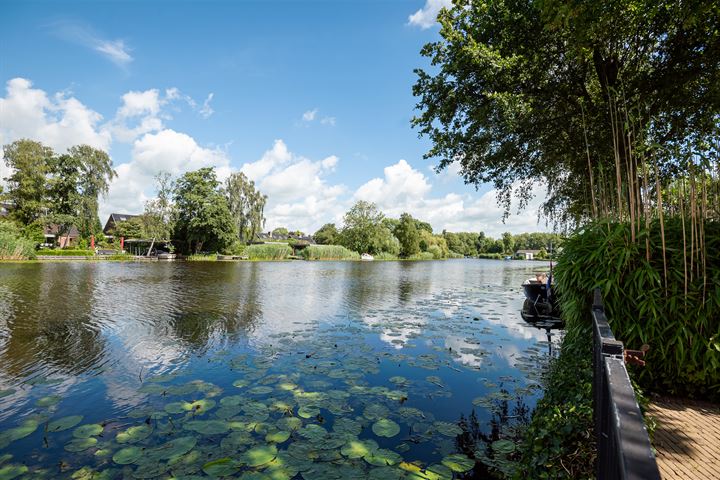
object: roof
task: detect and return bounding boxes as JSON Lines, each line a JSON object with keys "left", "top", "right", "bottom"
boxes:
{"left": 103, "top": 213, "right": 140, "bottom": 234}
{"left": 516, "top": 249, "right": 542, "bottom": 254}
{"left": 44, "top": 224, "right": 80, "bottom": 237}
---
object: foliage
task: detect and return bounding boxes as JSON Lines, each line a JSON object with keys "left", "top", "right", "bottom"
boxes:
{"left": 271, "top": 227, "right": 288, "bottom": 237}
{"left": 186, "top": 254, "right": 217, "bottom": 262}
{"left": 113, "top": 218, "right": 145, "bottom": 239}
{"left": 35, "top": 249, "right": 93, "bottom": 257}
{"left": 224, "top": 172, "right": 267, "bottom": 244}
{"left": 372, "top": 252, "right": 399, "bottom": 260}
{"left": 173, "top": 168, "right": 237, "bottom": 254}
{"left": 69, "top": 145, "right": 116, "bottom": 238}
{"left": 313, "top": 223, "right": 339, "bottom": 245}
{"left": 300, "top": 245, "right": 360, "bottom": 261}
{"left": 412, "top": 0, "right": 720, "bottom": 225}
{"left": 245, "top": 244, "right": 292, "bottom": 260}
{"left": 477, "top": 253, "right": 504, "bottom": 260}
{"left": 142, "top": 172, "right": 175, "bottom": 241}
{"left": 407, "top": 251, "right": 435, "bottom": 261}
{"left": 514, "top": 325, "right": 595, "bottom": 479}
{"left": 0, "top": 221, "right": 36, "bottom": 260}
{"left": 555, "top": 219, "right": 720, "bottom": 400}
{"left": 395, "top": 213, "right": 421, "bottom": 257}
{"left": 2, "top": 139, "right": 53, "bottom": 225}
{"left": 338, "top": 201, "right": 387, "bottom": 255}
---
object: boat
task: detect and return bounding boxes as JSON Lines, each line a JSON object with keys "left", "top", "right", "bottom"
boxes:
{"left": 360, "top": 253, "right": 374, "bottom": 261}
{"left": 520, "top": 275, "right": 562, "bottom": 325}
{"left": 157, "top": 253, "right": 177, "bottom": 260}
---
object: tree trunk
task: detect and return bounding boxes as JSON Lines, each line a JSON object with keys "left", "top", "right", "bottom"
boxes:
{"left": 146, "top": 237, "right": 156, "bottom": 257}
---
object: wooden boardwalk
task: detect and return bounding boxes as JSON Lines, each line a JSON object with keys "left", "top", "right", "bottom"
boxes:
{"left": 647, "top": 396, "right": 720, "bottom": 479}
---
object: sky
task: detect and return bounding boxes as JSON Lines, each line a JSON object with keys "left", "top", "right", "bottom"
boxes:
{"left": 0, "top": 0, "right": 549, "bottom": 237}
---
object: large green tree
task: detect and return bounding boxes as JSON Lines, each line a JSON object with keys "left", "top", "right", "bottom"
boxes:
{"left": 70, "top": 145, "right": 116, "bottom": 238}
{"left": 339, "top": 201, "right": 388, "bottom": 254}
{"left": 395, "top": 212, "right": 421, "bottom": 257}
{"left": 313, "top": 223, "right": 339, "bottom": 245}
{"left": 173, "top": 168, "right": 236, "bottom": 253}
{"left": 2, "top": 140, "right": 54, "bottom": 225}
{"left": 224, "top": 172, "right": 267, "bottom": 243}
{"left": 413, "top": 0, "right": 720, "bottom": 224}
{"left": 142, "top": 172, "right": 175, "bottom": 251}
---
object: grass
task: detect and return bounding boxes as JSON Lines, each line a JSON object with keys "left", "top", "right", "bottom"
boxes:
{"left": 245, "top": 244, "right": 292, "bottom": 260}
{"left": 300, "top": 245, "right": 360, "bottom": 260}
{"left": 186, "top": 254, "right": 217, "bottom": 262}
{"left": 36, "top": 249, "right": 94, "bottom": 256}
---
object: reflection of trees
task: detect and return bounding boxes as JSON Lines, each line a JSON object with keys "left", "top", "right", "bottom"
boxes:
{"left": 0, "top": 263, "right": 106, "bottom": 379}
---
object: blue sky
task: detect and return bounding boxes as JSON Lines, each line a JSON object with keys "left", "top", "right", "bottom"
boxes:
{"left": 0, "top": 0, "right": 547, "bottom": 236}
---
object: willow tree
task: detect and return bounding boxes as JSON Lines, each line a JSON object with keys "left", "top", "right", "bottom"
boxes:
{"left": 69, "top": 145, "right": 117, "bottom": 238}
{"left": 224, "top": 172, "right": 267, "bottom": 244}
{"left": 412, "top": 0, "right": 720, "bottom": 226}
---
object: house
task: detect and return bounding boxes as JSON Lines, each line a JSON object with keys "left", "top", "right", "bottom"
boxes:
{"left": 103, "top": 213, "right": 140, "bottom": 235}
{"left": 0, "top": 201, "right": 13, "bottom": 218}
{"left": 44, "top": 224, "right": 80, "bottom": 248}
{"left": 516, "top": 249, "right": 541, "bottom": 260}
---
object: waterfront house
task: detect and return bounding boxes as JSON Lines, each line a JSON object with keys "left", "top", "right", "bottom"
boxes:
{"left": 103, "top": 213, "right": 140, "bottom": 236}
{"left": 44, "top": 224, "right": 80, "bottom": 248}
{"left": 516, "top": 249, "right": 541, "bottom": 260}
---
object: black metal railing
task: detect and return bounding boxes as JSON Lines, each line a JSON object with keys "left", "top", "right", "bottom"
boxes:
{"left": 592, "top": 289, "right": 661, "bottom": 480}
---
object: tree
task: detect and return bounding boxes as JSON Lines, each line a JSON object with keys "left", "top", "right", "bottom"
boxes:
{"left": 113, "top": 217, "right": 145, "bottom": 239}
{"left": 271, "top": 227, "right": 288, "bottom": 237}
{"left": 173, "top": 168, "right": 236, "bottom": 253}
{"left": 339, "top": 201, "right": 387, "bottom": 254}
{"left": 413, "top": 0, "right": 720, "bottom": 225}
{"left": 3, "top": 140, "right": 53, "bottom": 225}
{"left": 313, "top": 223, "right": 338, "bottom": 245}
{"left": 70, "top": 145, "right": 116, "bottom": 238}
{"left": 142, "top": 172, "right": 175, "bottom": 254}
{"left": 224, "top": 172, "right": 267, "bottom": 243}
{"left": 395, "top": 213, "right": 421, "bottom": 257}
{"left": 501, "top": 232, "right": 515, "bottom": 254}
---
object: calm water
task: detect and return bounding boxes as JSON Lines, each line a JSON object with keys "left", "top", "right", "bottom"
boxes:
{"left": 0, "top": 259, "right": 559, "bottom": 479}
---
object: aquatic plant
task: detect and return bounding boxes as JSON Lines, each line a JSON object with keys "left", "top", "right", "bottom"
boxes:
{"left": 299, "top": 245, "right": 360, "bottom": 260}
{"left": 0, "top": 221, "right": 36, "bottom": 260}
{"left": 245, "top": 243, "right": 292, "bottom": 260}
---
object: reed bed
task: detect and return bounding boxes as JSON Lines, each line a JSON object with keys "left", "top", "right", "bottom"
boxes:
{"left": 300, "top": 245, "right": 359, "bottom": 260}
{"left": 245, "top": 244, "right": 292, "bottom": 260}
{"left": 0, "top": 223, "right": 36, "bottom": 260}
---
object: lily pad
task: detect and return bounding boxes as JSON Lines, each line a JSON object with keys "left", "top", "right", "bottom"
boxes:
{"left": 265, "top": 430, "right": 290, "bottom": 443}
{"left": 183, "top": 399, "right": 216, "bottom": 414}
{"left": 149, "top": 436, "right": 196, "bottom": 460}
{"left": 372, "top": 419, "right": 400, "bottom": 438}
{"left": 0, "top": 464, "right": 28, "bottom": 480}
{"left": 184, "top": 419, "right": 229, "bottom": 435}
{"left": 341, "top": 439, "right": 378, "bottom": 459}
{"left": 64, "top": 437, "right": 97, "bottom": 452}
{"left": 433, "top": 421, "right": 462, "bottom": 437}
{"left": 297, "top": 405, "right": 320, "bottom": 419}
{"left": 364, "top": 448, "right": 402, "bottom": 467}
{"left": 48, "top": 415, "right": 84, "bottom": 432}
{"left": 241, "top": 445, "right": 278, "bottom": 467}
{"left": 73, "top": 424, "right": 103, "bottom": 438}
{"left": 202, "top": 457, "right": 240, "bottom": 477}
{"left": 116, "top": 425, "right": 153, "bottom": 444}
{"left": 113, "top": 446, "right": 143, "bottom": 465}
{"left": 0, "top": 419, "right": 38, "bottom": 445}
{"left": 441, "top": 453, "right": 474, "bottom": 473}
{"left": 35, "top": 395, "right": 61, "bottom": 407}
{"left": 492, "top": 439, "right": 516, "bottom": 454}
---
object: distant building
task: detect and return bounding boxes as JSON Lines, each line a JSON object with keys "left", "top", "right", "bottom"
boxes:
{"left": 44, "top": 225, "right": 80, "bottom": 248}
{"left": 516, "top": 249, "right": 541, "bottom": 260}
{"left": 103, "top": 213, "right": 140, "bottom": 235}
{"left": 0, "top": 201, "right": 13, "bottom": 218}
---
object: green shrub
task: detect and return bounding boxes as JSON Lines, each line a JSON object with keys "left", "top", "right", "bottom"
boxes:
{"left": 0, "top": 221, "right": 36, "bottom": 260}
{"left": 555, "top": 219, "right": 720, "bottom": 400}
{"left": 245, "top": 243, "right": 292, "bottom": 260}
{"left": 514, "top": 325, "right": 595, "bottom": 479}
{"left": 36, "top": 249, "right": 93, "bottom": 256}
{"left": 300, "top": 245, "right": 360, "bottom": 260}
{"left": 477, "top": 253, "right": 504, "bottom": 259}
{"left": 186, "top": 254, "right": 217, "bottom": 262}
{"left": 407, "top": 251, "right": 435, "bottom": 260}
{"left": 372, "top": 252, "right": 399, "bottom": 260}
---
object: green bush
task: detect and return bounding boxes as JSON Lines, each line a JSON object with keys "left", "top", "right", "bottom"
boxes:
{"left": 36, "top": 249, "right": 93, "bottom": 256}
{"left": 514, "top": 325, "right": 595, "bottom": 479}
{"left": 372, "top": 252, "right": 399, "bottom": 260}
{"left": 0, "top": 221, "right": 36, "bottom": 260}
{"left": 186, "top": 254, "right": 217, "bottom": 262}
{"left": 300, "top": 245, "right": 360, "bottom": 260}
{"left": 407, "top": 251, "right": 435, "bottom": 260}
{"left": 477, "top": 253, "right": 504, "bottom": 259}
{"left": 555, "top": 219, "right": 720, "bottom": 400}
{"left": 245, "top": 243, "right": 292, "bottom": 260}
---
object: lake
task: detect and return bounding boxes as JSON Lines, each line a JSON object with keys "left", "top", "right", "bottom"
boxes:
{"left": 0, "top": 259, "right": 559, "bottom": 479}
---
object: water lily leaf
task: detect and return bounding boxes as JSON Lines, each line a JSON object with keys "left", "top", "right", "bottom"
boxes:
{"left": 422, "top": 464, "right": 453, "bottom": 480}
{"left": 183, "top": 399, "right": 216, "bottom": 414}
{"left": 232, "top": 379, "right": 249, "bottom": 388}
{"left": 184, "top": 420, "right": 229, "bottom": 435}
{"left": 441, "top": 453, "right": 474, "bottom": 473}
{"left": 0, "top": 464, "right": 28, "bottom": 480}
{"left": 363, "top": 448, "right": 402, "bottom": 467}
{"left": 276, "top": 417, "right": 302, "bottom": 432}
{"left": 0, "top": 419, "right": 38, "bottom": 444}
{"left": 372, "top": 418, "right": 400, "bottom": 438}
{"left": 202, "top": 457, "right": 240, "bottom": 477}
{"left": 150, "top": 436, "right": 196, "bottom": 460}
{"left": 48, "top": 415, "right": 84, "bottom": 432}
{"left": 492, "top": 439, "right": 516, "bottom": 454}
{"left": 297, "top": 405, "right": 320, "bottom": 419}
{"left": 363, "top": 404, "right": 390, "bottom": 421}
{"left": 249, "top": 386, "right": 273, "bottom": 395}
{"left": 0, "top": 454, "right": 10, "bottom": 466}
{"left": 298, "top": 424, "right": 327, "bottom": 442}
{"left": 113, "top": 446, "right": 143, "bottom": 465}
{"left": 64, "top": 437, "right": 97, "bottom": 452}
{"left": 433, "top": 421, "right": 462, "bottom": 437}
{"left": 73, "top": 424, "right": 103, "bottom": 438}
{"left": 116, "top": 425, "right": 153, "bottom": 444}
{"left": 241, "top": 445, "right": 278, "bottom": 467}
{"left": 164, "top": 402, "right": 186, "bottom": 414}
{"left": 265, "top": 430, "right": 290, "bottom": 443}
{"left": 132, "top": 462, "right": 169, "bottom": 479}
{"left": 35, "top": 395, "right": 61, "bottom": 407}
{"left": 341, "top": 439, "right": 378, "bottom": 459}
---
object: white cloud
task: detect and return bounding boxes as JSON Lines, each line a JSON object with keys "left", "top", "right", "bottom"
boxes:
{"left": 101, "top": 129, "right": 231, "bottom": 219}
{"left": 199, "top": 93, "right": 214, "bottom": 119}
{"left": 408, "top": 0, "right": 452, "bottom": 29}
{"left": 94, "top": 39, "right": 133, "bottom": 66}
{"left": 320, "top": 116, "right": 336, "bottom": 126}
{"left": 302, "top": 109, "right": 318, "bottom": 122}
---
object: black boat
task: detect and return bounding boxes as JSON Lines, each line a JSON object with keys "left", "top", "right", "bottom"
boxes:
{"left": 520, "top": 275, "right": 563, "bottom": 326}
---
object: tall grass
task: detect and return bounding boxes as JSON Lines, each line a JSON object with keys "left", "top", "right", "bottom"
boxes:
{"left": 245, "top": 244, "right": 292, "bottom": 260}
{"left": 36, "top": 249, "right": 93, "bottom": 256}
{"left": 186, "top": 254, "right": 217, "bottom": 262}
{"left": 555, "top": 219, "right": 720, "bottom": 400}
{"left": 300, "top": 245, "right": 359, "bottom": 260}
{"left": 0, "top": 221, "right": 36, "bottom": 260}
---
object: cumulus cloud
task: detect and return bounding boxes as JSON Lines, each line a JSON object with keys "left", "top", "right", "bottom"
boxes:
{"left": 355, "top": 159, "right": 545, "bottom": 236}
{"left": 302, "top": 109, "right": 318, "bottom": 122}
{"left": 300, "top": 108, "right": 335, "bottom": 127}
{"left": 408, "top": 0, "right": 453, "bottom": 29}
